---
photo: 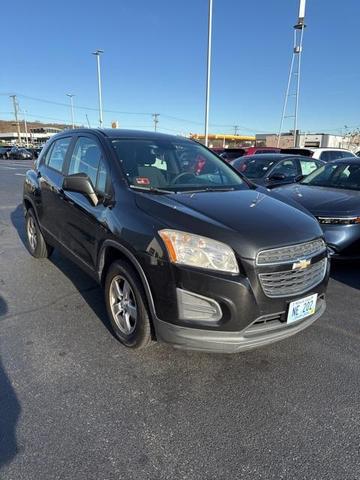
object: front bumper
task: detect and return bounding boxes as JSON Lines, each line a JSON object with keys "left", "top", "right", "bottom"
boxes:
{"left": 156, "top": 295, "right": 326, "bottom": 353}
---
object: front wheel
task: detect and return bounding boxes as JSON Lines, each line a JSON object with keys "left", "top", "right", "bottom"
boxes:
{"left": 25, "top": 209, "right": 53, "bottom": 259}
{"left": 104, "top": 260, "right": 153, "bottom": 349}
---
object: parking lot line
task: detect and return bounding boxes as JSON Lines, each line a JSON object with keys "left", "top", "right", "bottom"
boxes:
{"left": 0, "top": 205, "right": 18, "bottom": 210}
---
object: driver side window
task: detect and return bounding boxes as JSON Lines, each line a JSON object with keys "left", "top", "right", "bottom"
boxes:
{"left": 68, "top": 137, "right": 108, "bottom": 194}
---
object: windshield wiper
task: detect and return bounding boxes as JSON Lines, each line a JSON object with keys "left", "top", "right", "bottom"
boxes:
{"left": 129, "top": 185, "right": 175, "bottom": 194}
{"left": 179, "top": 187, "right": 236, "bottom": 194}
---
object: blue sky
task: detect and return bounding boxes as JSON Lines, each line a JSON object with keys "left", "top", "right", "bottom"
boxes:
{"left": 1, "top": 0, "right": 359, "bottom": 135}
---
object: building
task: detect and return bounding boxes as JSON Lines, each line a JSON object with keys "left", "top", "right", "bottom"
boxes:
{"left": 0, "top": 126, "right": 64, "bottom": 146}
{"left": 256, "top": 132, "right": 354, "bottom": 150}
{"left": 190, "top": 133, "right": 255, "bottom": 148}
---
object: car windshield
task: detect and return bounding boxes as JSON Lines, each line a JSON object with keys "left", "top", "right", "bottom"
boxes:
{"left": 111, "top": 138, "right": 247, "bottom": 192}
{"left": 233, "top": 156, "right": 277, "bottom": 178}
{"left": 301, "top": 162, "right": 360, "bottom": 190}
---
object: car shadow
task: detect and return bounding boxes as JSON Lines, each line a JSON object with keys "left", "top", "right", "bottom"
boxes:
{"left": 49, "top": 253, "right": 113, "bottom": 336}
{"left": 10, "top": 204, "right": 113, "bottom": 336}
{"left": 10, "top": 204, "right": 27, "bottom": 249}
{"left": 0, "top": 296, "right": 21, "bottom": 470}
{"left": 330, "top": 261, "right": 360, "bottom": 290}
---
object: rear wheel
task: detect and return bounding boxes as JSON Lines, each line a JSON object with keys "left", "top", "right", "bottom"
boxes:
{"left": 105, "top": 260, "right": 152, "bottom": 349}
{"left": 25, "top": 208, "right": 53, "bottom": 259}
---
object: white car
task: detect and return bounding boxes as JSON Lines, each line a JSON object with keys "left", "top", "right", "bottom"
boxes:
{"left": 307, "top": 148, "right": 356, "bottom": 162}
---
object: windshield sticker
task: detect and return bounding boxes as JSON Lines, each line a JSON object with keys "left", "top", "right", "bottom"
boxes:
{"left": 135, "top": 177, "right": 150, "bottom": 185}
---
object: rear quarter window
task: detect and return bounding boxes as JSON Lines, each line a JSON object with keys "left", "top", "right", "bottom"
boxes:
{"left": 46, "top": 137, "right": 71, "bottom": 172}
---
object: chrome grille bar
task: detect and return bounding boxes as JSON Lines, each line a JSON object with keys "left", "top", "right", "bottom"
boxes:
{"left": 259, "top": 258, "right": 327, "bottom": 298}
{"left": 256, "top": 238, "right": 326, "bottom": 266}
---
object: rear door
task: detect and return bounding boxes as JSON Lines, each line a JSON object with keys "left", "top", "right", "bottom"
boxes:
{"left": 37, "top": 136, "right": 73, "bottom": 240}
{"left": 60, "top": 134, "right": 112, "bottom": 269}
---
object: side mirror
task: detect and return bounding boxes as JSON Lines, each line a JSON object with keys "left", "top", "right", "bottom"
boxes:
{"left": 62, "top": 173, "right": 98, "bottom": 206}
{"left": 268, "top": 173, "right": 286, "bottom": 182}
{"left": 295, "top": 174, "right": 304, "bottom": 182}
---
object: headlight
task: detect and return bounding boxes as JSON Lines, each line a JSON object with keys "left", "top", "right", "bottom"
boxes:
{"left": 159, "top": 229, "right": 239, "bottom": 274}
{"left": 317, "top": 216, "right": 360, "bottom": 225}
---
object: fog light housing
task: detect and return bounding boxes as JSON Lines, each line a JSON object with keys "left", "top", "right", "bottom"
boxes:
{"left": 177, "top": 288, "right": 222, "bottom": 323}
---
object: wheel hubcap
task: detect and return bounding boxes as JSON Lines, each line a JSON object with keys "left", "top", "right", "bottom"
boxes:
{"left": 109, "top": 275, "right": 137, "bottom": 335}
{"left": 27, "top": 216, "right": 37, "bottom": 251}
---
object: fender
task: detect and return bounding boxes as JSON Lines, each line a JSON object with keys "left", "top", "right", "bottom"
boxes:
{"left": 98, "top": 239, "right": 160, "bottom": 323}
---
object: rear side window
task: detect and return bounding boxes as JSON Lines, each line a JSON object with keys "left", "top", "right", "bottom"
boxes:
{"left": 68, "top": 137, "right": 108, "bottom": 193}
{"left": 300, "top": 160, "right": 321, "bottom": 176}
{"left": 46, "top": 137, "right": 71, "bottom": 172}
{"left": 320, "top": 150, "right": 343, "bottom": 162}
{"left": 340, "top": 151, "right": 355, "bottom": 158}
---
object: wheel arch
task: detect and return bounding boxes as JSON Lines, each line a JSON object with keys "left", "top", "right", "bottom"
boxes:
{"left": 98, "top": 240, "right": 159, "bottom": 328}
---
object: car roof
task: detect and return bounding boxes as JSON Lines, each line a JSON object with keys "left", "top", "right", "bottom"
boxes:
{"left": 57, "top": 128, "right": 189, "bottom": 142}
{"left": 328, "top": 157, "right": 360, "bottom": 164}
{"left": 48, "top": 128, "right": 195, "bottom": 145}
{"left": 309, "top": 147, "right": 353, "bottom": 152}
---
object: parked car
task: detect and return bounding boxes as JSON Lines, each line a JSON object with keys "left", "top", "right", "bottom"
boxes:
{"left": 9, "top": 147, "right": 33, "bottom": 160}
{"left": 27, "top": 147, "right": 42, "bottom": 159}
{"left": 280, "top": 148, "right": 314, "bottom": 156}
{"left": 307, "top": 148, "right": 356, "bottom": 162}
{"left": 230, "top": 154, "right": 324, "bottom": 188}
{"left": 243, "top": 146, "right": 281, "bottom": 155}
{"left": 274, "top": 158, "right": 360, "bottom": 259}
{"left": 0, "top": 146, "right": 12, "bottom": 159}
{"left": 23, "top": 129, "right": 329, "bottom": 352}
{"left": 211, "top": 148, "right": 246, "bottom": 161}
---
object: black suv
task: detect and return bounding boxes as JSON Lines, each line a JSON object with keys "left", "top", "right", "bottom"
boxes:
{"left": 23, "top": 129, "right": 329, "bottom": 353}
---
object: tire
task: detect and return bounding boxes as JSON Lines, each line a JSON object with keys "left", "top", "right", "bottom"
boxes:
{"left": 25, "top": 208, "right": 54, "bottom": 259}
{"left": 105, "top": 259, "right": 153, "bottom": 349}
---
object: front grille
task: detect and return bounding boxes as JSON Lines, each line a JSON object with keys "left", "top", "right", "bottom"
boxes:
{"left": 259, "top": 258, "right": 327, "bottom": 298}
{"left": 256, "top": 238, "right": 326, "bottom": 266}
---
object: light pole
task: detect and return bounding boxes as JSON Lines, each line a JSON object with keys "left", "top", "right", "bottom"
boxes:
{"left": 92, "top": 49, "right": 104, "bottom": 127}
{"left": 66, "top": 93, "right": 75, "bottom": 128}
{"left": 204, "top": 0, "right": 213, "bottom": 147}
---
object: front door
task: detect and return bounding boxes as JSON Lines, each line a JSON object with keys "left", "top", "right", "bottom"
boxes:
{"left": 60, "top": 135, "right": 111, "bottom": 270}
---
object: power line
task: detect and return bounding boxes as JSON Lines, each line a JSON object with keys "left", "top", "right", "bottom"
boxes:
{"left": 0, "top": 92, "right": 267, "bottom": 133}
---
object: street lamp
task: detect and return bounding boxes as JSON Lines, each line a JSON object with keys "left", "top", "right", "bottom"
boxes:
{"left": 66, "top": 94, "right": 75, "bottom": 128}
{"left": 92, "top": 49, "right": 104, "bottom": 128}
{"left": 204, "top": 0, "right": 213, "bottom": 147}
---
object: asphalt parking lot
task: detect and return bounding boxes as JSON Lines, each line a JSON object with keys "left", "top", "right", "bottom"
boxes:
{"left": 0, "top": 159, "right": 359, "bottom": 480}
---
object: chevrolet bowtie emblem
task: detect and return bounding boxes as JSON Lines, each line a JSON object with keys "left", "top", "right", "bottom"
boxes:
{"left": 292, "top": 258, "right": 311, "bottom": 270}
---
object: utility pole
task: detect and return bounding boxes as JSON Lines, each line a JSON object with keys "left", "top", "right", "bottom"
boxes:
{"left": 23, "top": 110, "right": 29, "bottom": 147}
{"left": 92, "top": 49, "right": 104, "bottom": 127}
{"left": 277, "top": 0, "right": 307, "bottom": 147}
{"left": 86, "top": 114, "right": 91, "bottom": 128}
{"left": 152, "top": 113, "right": 160, "bottom": 132}
{"left": 204, "top": 0, "right": 213, "bottom": 147}
{"left": 66, "top": 94, "right": 75, "bottom": 128}
{"left": 233, "top": 125, "right": 239, "bottom": 136}
{"left": 10, "top": 95, "right": 21, "bottom": 145}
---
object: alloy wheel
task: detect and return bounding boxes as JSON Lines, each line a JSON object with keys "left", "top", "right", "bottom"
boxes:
{"left": 27, "top": 216, "right": 37, "bottom": 251}
{"left": 109, "top": 275, "right": 138, "bottom": 335}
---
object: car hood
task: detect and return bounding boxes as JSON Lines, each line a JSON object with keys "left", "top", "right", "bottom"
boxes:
{"left": 135, "top": 188, "right": 323, "bottom": 260}
{"left": 274, "top": 184, "right": 360, "bottom": 216}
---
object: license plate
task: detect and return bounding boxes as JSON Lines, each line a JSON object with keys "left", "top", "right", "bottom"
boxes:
{"left": 287, "top": 293, "right": 318, "bottom": 324}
